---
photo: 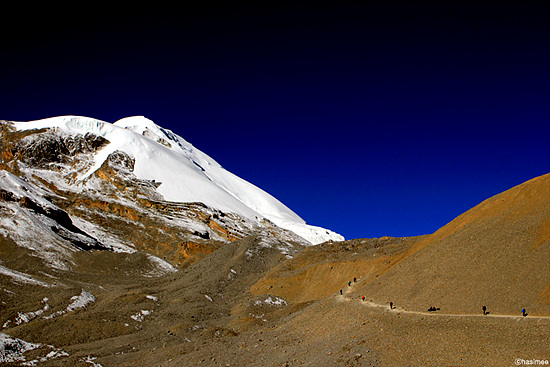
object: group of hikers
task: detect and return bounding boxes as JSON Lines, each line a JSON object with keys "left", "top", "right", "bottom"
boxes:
{"left": 340, "top": 277, "right": 358, "bottom": 295}
{"left": 338, "top": 277, "right": 397, "bottom": 311}
{"left": 339, "top": 279, "right": 529, "bottom": 317}
{"left": 340, "top": 277, "right": 393, "bottom": 307}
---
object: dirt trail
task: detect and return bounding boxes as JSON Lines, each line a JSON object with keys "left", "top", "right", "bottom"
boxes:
{"left": 338, "top": 281, "right": 550, "bottom": 321}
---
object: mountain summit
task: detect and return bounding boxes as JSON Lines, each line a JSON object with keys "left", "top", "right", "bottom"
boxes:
{"left": 5, "top": 115, "right": 342, "bottom": 246}
{"left": 1, "top": 116, "right": 548, "bottom": 366}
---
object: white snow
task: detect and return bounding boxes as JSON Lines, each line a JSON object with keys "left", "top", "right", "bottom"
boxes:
{"left": 0, "top": 170, "right": 78, "bottom": 270}
{"left": 227, "top": 268, "right": 237, "bottom": 280}
{"left": 23, "top": 348, "right": 69, "bottom": 366}
{"left": 0, "top": 202, "right": 75, "bottom": 271}
{"left": 13, "top": 298, "right": 50, "bottom": 326}
{"left": 0, "top": 332, "right": 41, "bottom": 364}
{"left": 82, "top": 355, "right": 103, "bottom": 367}
{"left": 144, "top": 254, "right": 177, "bottom": 276}
{"left": 264, "top": 296, "right": 287, "bottom": 306}
{"left": 0, "top": 265, "right": 52, "bottom": 287}
{"left": 69, "top": 216, "right": 135, "bottom": 253}
{"left": 254, "top": 296, "right": 287, "bottom": 307}
{"left": 130, "top": 310, "right": 152, "bottom": 322}
{"left": 0, "top": 171, "right": 53, "bottom": 208}
{"left": 244, "top": 232, "right": 301, "bottom": 260}
{"left": 44, "top": 289, "right": 95, "bottom": 320}
{"left": 0, "top": 332, "right": 69, "bottom": 366}
{"left": 12, "top": 116, "right": 344, "bottom": 244}
{"left": 66, "top": 289, "right": 95, "bottom": 312}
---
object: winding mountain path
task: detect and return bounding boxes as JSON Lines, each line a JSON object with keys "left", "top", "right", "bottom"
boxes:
{"left": 336, "top": 282, "right": 550, "bottom": 321}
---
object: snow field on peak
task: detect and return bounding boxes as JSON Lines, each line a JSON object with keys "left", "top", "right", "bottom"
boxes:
{"left": 13, "top": 117, "right": 262, "bottom": 219}
{"left": 13, "top": 116, "right": 344, "bottom": 244}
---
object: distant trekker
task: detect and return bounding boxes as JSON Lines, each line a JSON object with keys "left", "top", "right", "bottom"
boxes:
{"left": 340, "top": 289, "right": 343, "bottom": 295}
{"left": 353, "top": 277, "right": 357, "bottom": 283}
{"left": 362, "top": 295, "right": 365, "bottom": 301}
{"left": 482, "top": 306, "right": 487, "bottom": 315}
{"left": 522, "top": 308, "right": 527, "bottom": 317}
{"left": 389, "top": 301, "right": 393, "bottom": 310}
{"left": 348, "top": 281, "right": 351, "bottom": 286}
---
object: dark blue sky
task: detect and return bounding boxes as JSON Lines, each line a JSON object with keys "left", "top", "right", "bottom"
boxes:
{"left": 2, "top": 3, "right": 549, "bottom": 239}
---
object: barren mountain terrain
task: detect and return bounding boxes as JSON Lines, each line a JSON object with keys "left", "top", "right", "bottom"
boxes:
{"left": 1, "top": 118, "right": 549, "bottom": 366}
{"left": 357, "top": 172, "right": 550, "bottom": 316}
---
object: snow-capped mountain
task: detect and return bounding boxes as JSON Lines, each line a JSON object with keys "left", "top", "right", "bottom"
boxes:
{"left": 7, "top": 116, "right": 342, "bottom": 245}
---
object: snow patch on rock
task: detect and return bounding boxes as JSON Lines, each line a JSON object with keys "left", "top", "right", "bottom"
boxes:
{"left": 130, "top": 310, "right": 152, "bottom": 322}
{"left": 67, "top": 289, "right": 95, "bottom": 312}
{"left": 0, "top": 265, "right": 52, "bottom": 287}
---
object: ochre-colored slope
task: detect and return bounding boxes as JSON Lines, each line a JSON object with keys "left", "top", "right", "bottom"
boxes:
{"left": 250, "top": 236, "right": 425, "bottom": 303}
{"left": 356, "top": 172, "right": 550, "bottom": 316}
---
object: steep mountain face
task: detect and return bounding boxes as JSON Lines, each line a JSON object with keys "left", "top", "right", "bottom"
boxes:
{"left": 0, "top": 116, "right": 342, "bottom": 270}
{"left": 357, "top": 172, "right": 550, "bottom": 316}
{"left": 7, "top": 116, "right": 343, "bottom": 244}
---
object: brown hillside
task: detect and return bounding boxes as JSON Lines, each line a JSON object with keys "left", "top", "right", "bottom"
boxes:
{"left": 356, "top": 172, "right": 550, "bottom": 316}
{"left": 251, "top": 236, "right": 425, "bottom": 303}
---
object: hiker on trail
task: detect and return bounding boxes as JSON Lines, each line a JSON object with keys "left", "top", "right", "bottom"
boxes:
{"left": 482, "top": 306, "right": 487, "bottom": 315}
{"left": 522, "top": 308, "right": 527, "bottom": 317}
{"left": 389, "top": 301, "right": 393, "bottom": 310}
{"left": 362, "top": 295, "right": 365, "bottom": 301}
{"left": 348, "top": 281, "right": 351, "bottom": 287}
{"left": 353, "top": 277, "right": 357, "bottom": 283}
{"left": 340, "top": 289, "right": 343, "bottom": 295}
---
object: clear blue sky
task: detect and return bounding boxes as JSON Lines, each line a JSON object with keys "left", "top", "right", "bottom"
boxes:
{"left": 2, "top": 3, "right": 549, "bottom": 240}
